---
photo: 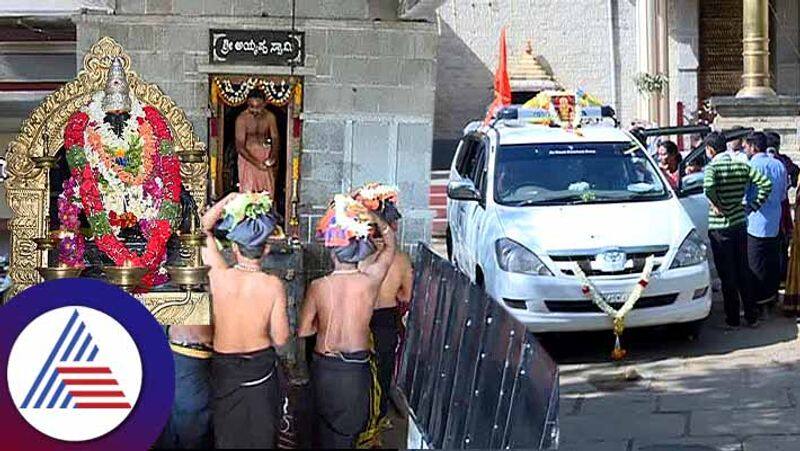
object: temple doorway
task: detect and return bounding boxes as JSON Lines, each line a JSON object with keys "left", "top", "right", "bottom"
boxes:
{"left": 209, "top": 76, "right": 302, "bottom": 232}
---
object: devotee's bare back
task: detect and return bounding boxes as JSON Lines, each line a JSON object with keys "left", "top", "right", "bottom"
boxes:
{"left": 211, "top": 268, "right": 284, "bottom": 353}
{"left": 312, "top": 274, "right": 378, "bottom": 353}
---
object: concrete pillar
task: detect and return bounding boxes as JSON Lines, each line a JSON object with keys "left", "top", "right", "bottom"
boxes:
{"left": 656, "top": 0, "right": 669, "bottom": 124}
{"left": 636, "top": 0, "right": 669, "bottom": 125}
{"left": 636, "top": 0, "right": 653, "bottom": 121}
{"left": 737, "top": 0, "right": 776, "bottom": 97}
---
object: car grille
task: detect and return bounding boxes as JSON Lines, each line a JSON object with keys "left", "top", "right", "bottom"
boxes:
{"left": 550, "top": 246, "right": 669, "bottom": 276}
{"left": 544, "top": 293, "right": 678, "bottom": 313}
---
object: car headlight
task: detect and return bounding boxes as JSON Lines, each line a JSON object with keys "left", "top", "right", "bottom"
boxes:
{"left": 495, "top": 238, "right": 553, "bottom": 276}
{"left": 670, "top": 230, "right": 708, "bottom": 269}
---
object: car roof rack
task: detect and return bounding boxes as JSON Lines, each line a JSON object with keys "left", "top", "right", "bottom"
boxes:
{"left": 491, "top": 104, "right": 618, "bottom": 129}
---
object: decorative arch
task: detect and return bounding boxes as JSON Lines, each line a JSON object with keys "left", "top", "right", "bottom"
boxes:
{"left": 4, "top": 37, "right": 209, "bottom": 307}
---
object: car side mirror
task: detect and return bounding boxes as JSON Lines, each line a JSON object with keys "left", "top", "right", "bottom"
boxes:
{"left": 447, "top": 180, "right": 482, "bottom": 202}
{"left": 678, "top": 172, "right": 704, "bottom": 197}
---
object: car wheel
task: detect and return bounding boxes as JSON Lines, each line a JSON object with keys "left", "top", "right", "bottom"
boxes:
{"left": 675, "top": 319, "right": 704, "bottom": 341}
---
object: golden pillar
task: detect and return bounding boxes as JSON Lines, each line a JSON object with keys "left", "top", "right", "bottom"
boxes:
{"left": 737, "top": 0, "right": 776, "bottom": 97}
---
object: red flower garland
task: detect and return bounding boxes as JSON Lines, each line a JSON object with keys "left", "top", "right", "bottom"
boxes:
{"left": 62, "top": 106, "right": 182, "bottom": 290}
{"left": 64, "top": 112, "right": 89, "bottom": 148}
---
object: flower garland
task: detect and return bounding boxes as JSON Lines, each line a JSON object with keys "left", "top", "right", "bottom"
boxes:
{"left": 85, "top": 92, "right": 153, "bottom": 185}
{"left": 352, "top": 182, "right": 399, "bottom": 211}
{"left": 223, "top": 192, "right": 274, "bottom": 224}
{"left": 58, "top": 96, "right": 182, "bottom": 290}
{"left": 213, "top": 77, "right": 293, "bottom": 106}
{"left": 572, "top": 255, "right": 656, "bottom": 360}
{"left": 316, "top": 194, "right": 372, "bottom": 248}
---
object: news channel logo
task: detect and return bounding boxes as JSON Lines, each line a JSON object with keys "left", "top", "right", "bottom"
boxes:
{"left": 0, "top": 279, "right": 174, "bottom": 450}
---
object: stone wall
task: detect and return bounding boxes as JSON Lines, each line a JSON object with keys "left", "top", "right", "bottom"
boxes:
{"left": 433, "top": 0, "right": 640, "bottom": 167}
{"left": 774, "top": 0, "right": 800, "bottom": 96}
{"left": 75, "top": 0, "right": 437, "bottom": 251}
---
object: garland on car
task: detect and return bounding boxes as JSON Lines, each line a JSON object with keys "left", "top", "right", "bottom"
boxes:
{"left": 572, "top": 255, "right": 655, "bottom": 360}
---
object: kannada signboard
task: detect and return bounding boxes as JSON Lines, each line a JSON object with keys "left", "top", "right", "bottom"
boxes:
{"left": 209, "top": 29, "right": 304, "bottom": 66}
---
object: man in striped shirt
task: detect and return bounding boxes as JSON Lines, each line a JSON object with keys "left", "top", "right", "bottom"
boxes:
{"left": 703, "top": 132, "right": 772, "bottom": 328}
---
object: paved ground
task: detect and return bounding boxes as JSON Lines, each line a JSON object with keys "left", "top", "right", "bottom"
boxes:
{"left": 551, "top": 297, "right": 800, "bottom": 451}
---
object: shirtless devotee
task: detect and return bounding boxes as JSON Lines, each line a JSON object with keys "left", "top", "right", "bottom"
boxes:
{"left": 201, "top": 192, "right": 290, "bottom": 449}
{"left": 354, "top": 184, "right": 413, "bottom": 431}
{"left": 235, "top": 89, "right": 281, "bottom": 194}
{"left": 299, "top": 196, "right": 396, "bottom": 449}
{"left": 155, "top": 325, "right": 214, "bottom": 449}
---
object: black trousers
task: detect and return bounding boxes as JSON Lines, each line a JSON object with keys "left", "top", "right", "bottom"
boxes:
{"left": 778, "top": 231, "right": 789, "bottom": 283}
{"left": 370, "top": 307, "right": 399, "bottom": 420}
{"left": 747, "top": 234, "right": 780, "bottom": 303}
{"left": 312, "top": 351, "right": 371, "bottom": 449}
{"left": 211, "top": 347, "right": 280, "bottom": 449}
{"left": 709, "top": 225, "right": 757, "bottom": 325}
{"left": 154, "top": 352, "right": 212, "bottom": 449}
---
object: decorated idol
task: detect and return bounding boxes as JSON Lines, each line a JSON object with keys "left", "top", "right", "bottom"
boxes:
{"left": 56, "top": 57, "right": 187, "bottom": 289}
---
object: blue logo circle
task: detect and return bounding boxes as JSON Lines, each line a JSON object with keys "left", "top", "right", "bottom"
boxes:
{"left": 0, "top": 279, "right": 174, "bottom": 450}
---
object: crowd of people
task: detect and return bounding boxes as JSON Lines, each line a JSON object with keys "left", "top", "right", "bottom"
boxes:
{"left": 655, "top": 130, "right": 800, "bottom": 328}
{"left": 155, "top": 186, "right": 412, "bottom": 449}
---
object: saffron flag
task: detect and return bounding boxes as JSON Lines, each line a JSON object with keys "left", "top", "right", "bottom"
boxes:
{"left": 483, "top": 27, "right": 512, "bottom": 124}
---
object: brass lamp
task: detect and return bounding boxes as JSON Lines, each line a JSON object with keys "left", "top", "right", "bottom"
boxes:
{"left": 166, "top": 213, "right": 211, "bottom": 290}
{"left": 103, "top": 260, "right": 148, "bottom": 292}
{"left": 31, "top": 128, "right": 58, "bottom": 169}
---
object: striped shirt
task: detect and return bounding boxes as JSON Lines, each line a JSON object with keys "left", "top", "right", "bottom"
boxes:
{"left": 703, "top": 153, "right": 772, "bottom": 230}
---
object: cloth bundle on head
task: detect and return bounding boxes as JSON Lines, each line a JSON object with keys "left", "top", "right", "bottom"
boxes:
{"left": 316, "top": 194, "right": 376, "bottom": 264}
{"left": 213, "top": 193, "right": 280, "bottom": 255}
{"left": 352, "top": 182, "right": 401, "bottom": 224}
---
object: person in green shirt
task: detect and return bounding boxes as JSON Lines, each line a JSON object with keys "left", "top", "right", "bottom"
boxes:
{"left": 703, "top": 132, "right": 772, "bottom": 328}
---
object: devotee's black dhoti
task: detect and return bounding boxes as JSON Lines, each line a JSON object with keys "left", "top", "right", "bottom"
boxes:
{"left": 155, "top": 345, "right": 213, "bottom": 449}
{"left": 211, "top": 347, "right": 280, "bottom": 449}
{"left": 371, "top": 306, "right": 399, "bottom": 420}
{"left": 312, "top": 351, "right": 371, "bottom": 449}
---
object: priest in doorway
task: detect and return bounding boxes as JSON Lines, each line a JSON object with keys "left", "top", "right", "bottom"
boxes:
{"left": 235, "top": 89, "right": 281, "bottom": 194}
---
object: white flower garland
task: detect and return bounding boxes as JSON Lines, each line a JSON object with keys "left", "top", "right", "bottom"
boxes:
{"left": 82, "top": 93, "right": 161, "bottom": 226}
{"left": 333, "top": 194, "right": 371, "bottom": 238}
{"left": 572, "top": 255, "right": 655, "bottom": 359}
{"left": 85, "top": 92, "right": 145, "bottom": 151}
{"left": 355, "top": 183, "right": 399, "bottom": 202}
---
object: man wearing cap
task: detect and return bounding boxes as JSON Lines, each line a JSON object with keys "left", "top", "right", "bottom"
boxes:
{"left": 200, "top": 192, "right": 290, "bottom": 448}
{"left": 298, "top": 195, "right": 396, "bottom": 449}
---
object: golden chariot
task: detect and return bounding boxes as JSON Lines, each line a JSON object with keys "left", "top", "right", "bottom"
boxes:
{"left": 4, "top": 37, "right": 210, "bottom": 325}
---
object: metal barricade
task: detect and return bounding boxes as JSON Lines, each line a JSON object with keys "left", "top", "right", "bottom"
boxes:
{"left": 397, "top": 244, "right": 559, "bottom": 450}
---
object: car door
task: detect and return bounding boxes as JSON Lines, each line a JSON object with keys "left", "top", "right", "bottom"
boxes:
{"left": 462, "top": 138, "right": 488, "bottom": 281}
{"left": 447, "top": 138, "right": 466, "bottom": 262}
{"left": 450, "top": 136, "right": 478, "bottom": 268}
{"left": 677, "top": 145, "right": 710, "bottom": 238}
{"left": 679, "top": 173, "right": 709, "bottom": 237}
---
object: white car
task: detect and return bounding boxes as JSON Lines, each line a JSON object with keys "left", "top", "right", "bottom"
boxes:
{"left": 446, "top": 108, "right": 711, "bottom": 333}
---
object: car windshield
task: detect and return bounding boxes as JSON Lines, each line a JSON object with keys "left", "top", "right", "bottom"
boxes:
{"left": 494, "top": 141, "right": 670, "bottom": 206}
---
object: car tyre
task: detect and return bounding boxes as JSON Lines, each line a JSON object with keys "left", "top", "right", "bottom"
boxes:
{"left": 675, "top": 319, "right": 704, "bottom": 341}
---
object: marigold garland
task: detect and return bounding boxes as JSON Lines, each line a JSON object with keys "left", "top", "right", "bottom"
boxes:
{"left": 572, "top": 255, "right": 655, "bottom": 360}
